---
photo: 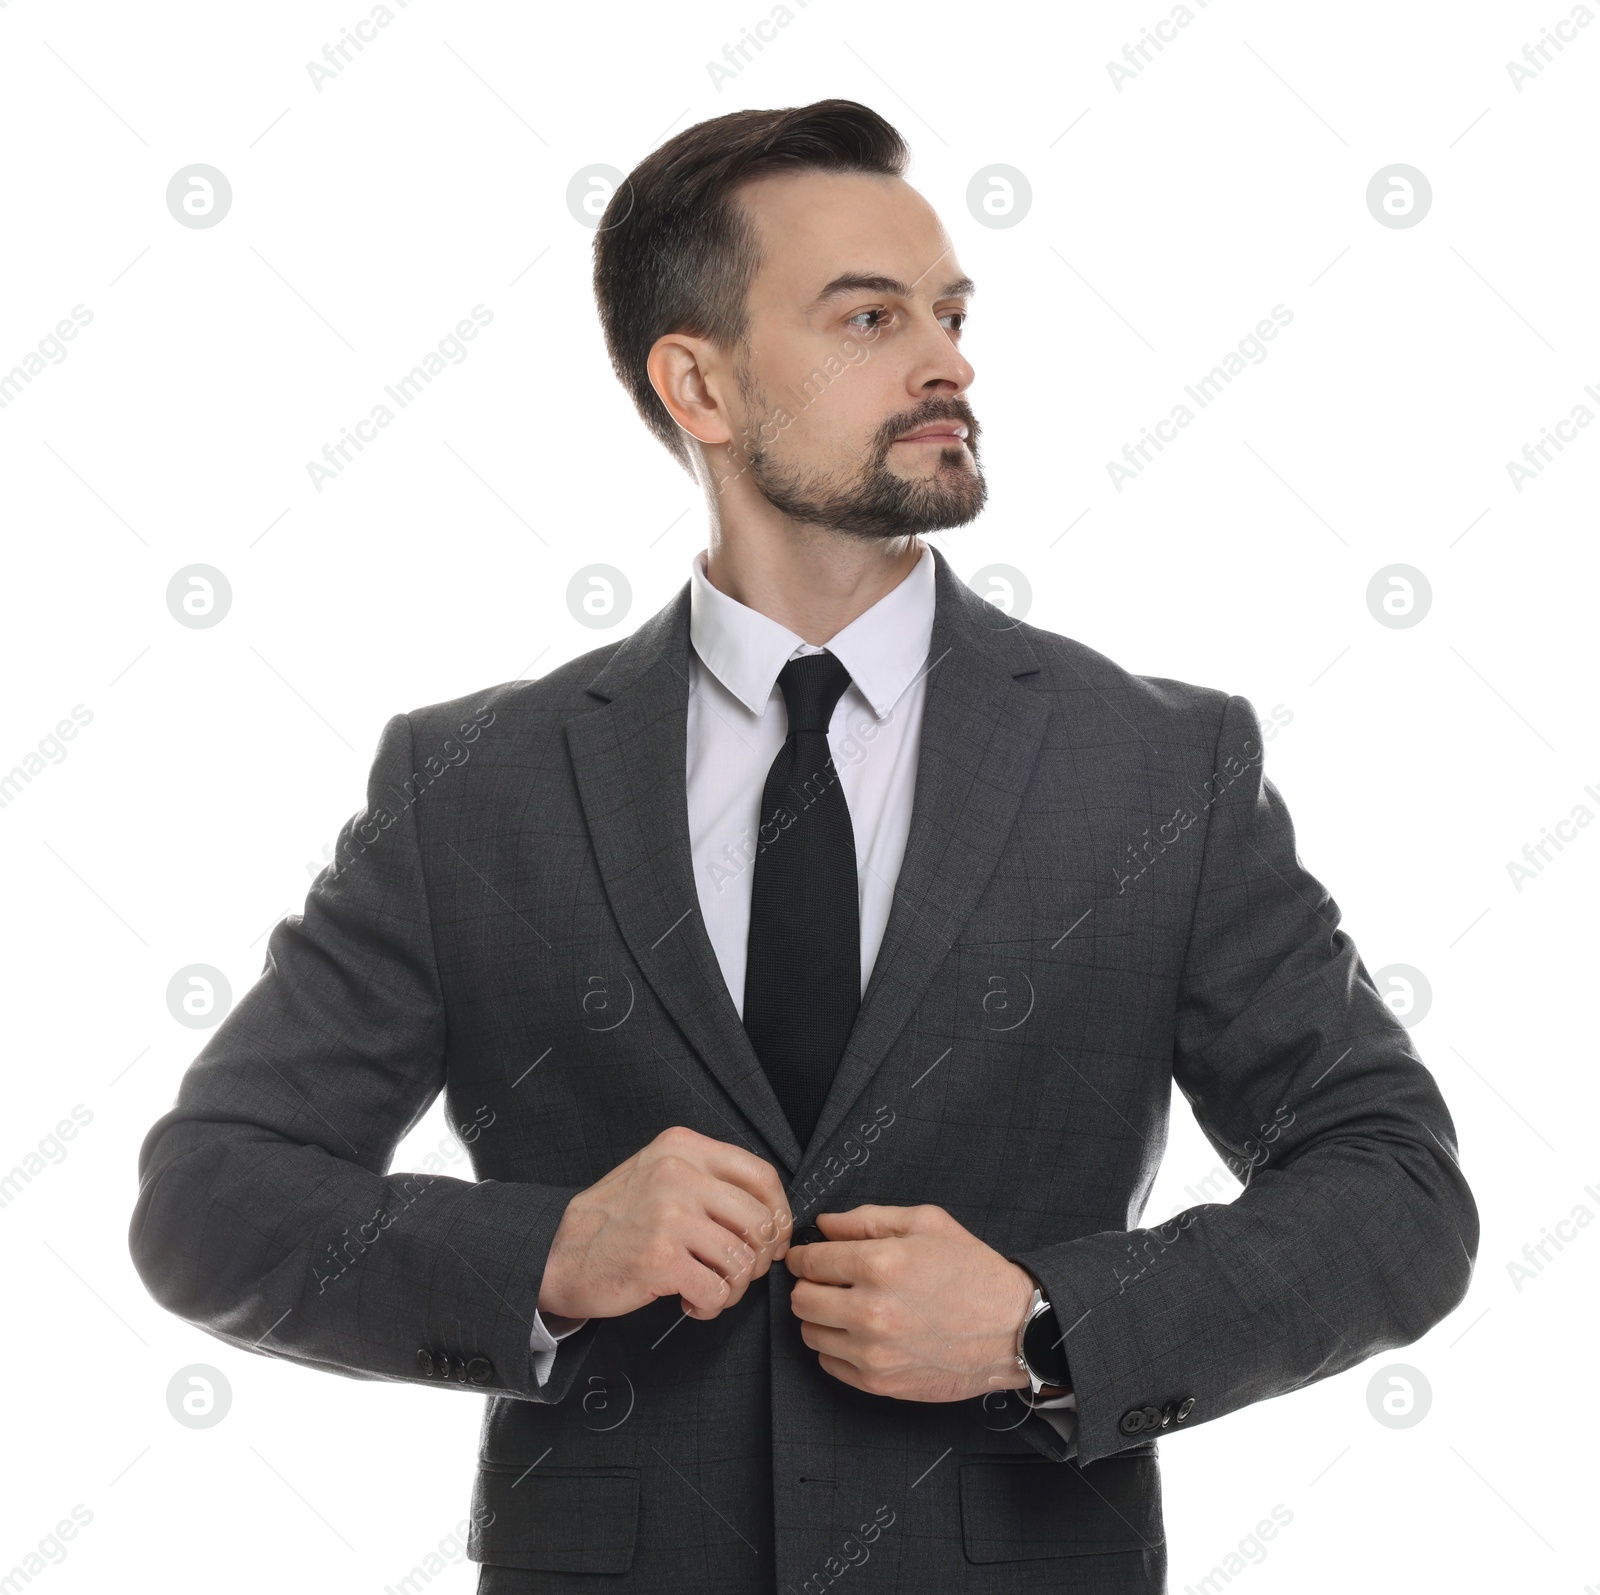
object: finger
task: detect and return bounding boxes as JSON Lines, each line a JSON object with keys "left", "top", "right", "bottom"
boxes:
{"left": 785, "top": 1237, "right": 877, "bottom": 1286}
{"left": 788, "top": 1277, "right": 857, "bottom": 1330}
{"left": 665, "top": 1249, "right": 742, "bottom": 1319}
{"left": 815, "top": 1204, "right": 921, "bottom": 1241}
{"left": 797, "top": 1320, "right": 862, "bottom": 1367}
{"left": 687, "top": 1137, "right": 793, "bottom": 1248}
{"left": 648, "top": 1128, "right": 792, "bottom": 1262}
{"left": 814, "top": 1350, "right": 868, "bottom": 1391}
{"left": 682, "top": 1215, "right": 761, "bottom": 1308}
{"left": 696, "top": 1176, "right": 791, "bottom": 1273}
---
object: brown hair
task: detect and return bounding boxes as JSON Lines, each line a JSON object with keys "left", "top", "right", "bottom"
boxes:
{"left": 591, "top": 99, "right": 909, "bottom": 475}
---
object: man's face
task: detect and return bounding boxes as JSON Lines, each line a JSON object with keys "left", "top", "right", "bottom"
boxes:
{"left": 720, "top": 169, "right": 985, "bottom": 538}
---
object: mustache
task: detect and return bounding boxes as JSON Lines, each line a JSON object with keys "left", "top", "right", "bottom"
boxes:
{"left": 873, "top": 399, "right": 981, "bottom": 456}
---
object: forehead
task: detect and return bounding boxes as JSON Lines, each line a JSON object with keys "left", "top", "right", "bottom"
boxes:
{"left": 733, "top": 169, "right": 962, "bottom": 309}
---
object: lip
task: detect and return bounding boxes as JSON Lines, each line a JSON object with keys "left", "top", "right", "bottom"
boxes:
{"left": 894, "top": 423, "right": 968, "bottom": 444}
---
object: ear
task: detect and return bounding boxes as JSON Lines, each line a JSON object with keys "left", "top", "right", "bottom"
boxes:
{"left": 647, "top": 333, "right": 734, "bottom": 449}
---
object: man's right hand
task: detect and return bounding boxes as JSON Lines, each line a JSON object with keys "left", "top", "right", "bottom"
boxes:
{"left": 535, "top": 1125, "right": 793, "bottom": 1322}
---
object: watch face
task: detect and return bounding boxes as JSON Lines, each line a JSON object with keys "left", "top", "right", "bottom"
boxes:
{"left": 1022, "top": 1307, "right": 1070, "bottom": 1387}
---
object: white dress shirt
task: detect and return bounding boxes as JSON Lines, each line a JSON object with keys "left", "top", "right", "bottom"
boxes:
{"left": 684, "top": 540, "right": 934, "bottom": 1008}
{"left": 527, "top": 541, "right": 1076, "bottom": 1448}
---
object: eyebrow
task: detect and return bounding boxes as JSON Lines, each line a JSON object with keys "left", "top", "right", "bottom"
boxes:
{"left": 805, "top": 272, "right": 976, "bottom": 313}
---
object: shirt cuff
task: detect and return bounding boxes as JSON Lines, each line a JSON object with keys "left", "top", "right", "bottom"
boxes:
{"left": 528, "top": 1308, "right": 589, "bottom": 1388}
{"left": 1031, "top": 1397, "right": 1079, "bottom": 1457}
{"left": 1029, "top": 1389, "right": 1077, "bottom": 1410}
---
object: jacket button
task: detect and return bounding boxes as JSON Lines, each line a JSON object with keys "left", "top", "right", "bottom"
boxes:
{"left": 1176, "top": 1397, "right": 1195, "bottom": 1422}
{"left": 1140, "top": 1405, "right": 1162, "bottom": 1430}
{"left": 1160, "top": 1403, "right": 1175, "bottom": 1428}
{"left": 432, "top": 1350, "right": 451, "bottom": 1380}
{"left": 465, "top": 1357, "right": 494, "bottom": 1386}
{"left": 417, "top": 1348, "right": 435, "bottom": 1378}
{"left": 792, "top": 1223, "right": 824, "bottom": 1246}
{"left": 1119, "top": 1409, "right": 1148, "bottom": 1435}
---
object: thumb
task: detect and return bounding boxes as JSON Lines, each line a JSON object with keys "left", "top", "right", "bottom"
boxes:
{"left": 816, "top": 1204, "right": 920, "bottom": 1241}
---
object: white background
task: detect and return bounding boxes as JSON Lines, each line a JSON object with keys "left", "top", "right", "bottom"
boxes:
{"left": 1, "top": 1, "right": 1595, "bottom": 1590}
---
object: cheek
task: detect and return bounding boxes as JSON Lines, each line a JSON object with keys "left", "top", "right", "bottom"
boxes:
{"left": 819, "top": 399, "right": 894, "bottom": 469}
{"left": 751, "top": 341, "right": 888, "bottom": 456}
{"left": 767, "top": 404, "right": 852, "bottom": 467}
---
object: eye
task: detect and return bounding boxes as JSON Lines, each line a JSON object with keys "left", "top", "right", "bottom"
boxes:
{"left": 940, "top": 310, "right": 967, "bottom": 334}
{"left": 846, "top": 306, "right": 892, "bottom": 332}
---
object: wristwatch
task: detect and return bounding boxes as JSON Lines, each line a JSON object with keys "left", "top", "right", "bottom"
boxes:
{"left": 1015, "top": 1283, "right": 1073, "bottom": 1402}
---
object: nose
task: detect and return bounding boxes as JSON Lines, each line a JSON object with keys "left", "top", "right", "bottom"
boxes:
{"left": 909, "top": 318, "right": 974, "bottom": 400}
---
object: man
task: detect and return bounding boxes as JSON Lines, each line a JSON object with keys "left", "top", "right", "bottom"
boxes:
{"left": 130, "top": 99, "right": 1478, "bottom": 1592}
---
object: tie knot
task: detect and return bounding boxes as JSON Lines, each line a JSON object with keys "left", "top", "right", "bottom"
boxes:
{"left": 777, "top": 651, "right": 853, "bottom": 733}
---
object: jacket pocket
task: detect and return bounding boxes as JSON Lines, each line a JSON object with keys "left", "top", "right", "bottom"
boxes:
{"left": 469, "top": 1462, "right": 640, "bottom": 1574}
{"left": 959, "top": 1453, "right": 1164, "bottom": 1563}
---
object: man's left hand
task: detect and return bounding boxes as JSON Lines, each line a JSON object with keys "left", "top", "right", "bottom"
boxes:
{"left": 785, "top": 1204, "right": 1035, "bottom": 1402}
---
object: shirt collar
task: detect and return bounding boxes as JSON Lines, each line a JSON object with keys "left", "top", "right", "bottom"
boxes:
{"left": 688, "top": 541, "right": 935, "bottom": 720}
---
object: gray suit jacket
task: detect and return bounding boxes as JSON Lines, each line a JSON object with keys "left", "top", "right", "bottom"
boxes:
{"left": 129, "top": 544, "right": 1477, "bottom": 1593}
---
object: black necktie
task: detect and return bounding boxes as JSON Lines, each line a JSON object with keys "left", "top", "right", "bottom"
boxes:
{"left": 742, "top": 652, "right": 860, "bottom": 1148}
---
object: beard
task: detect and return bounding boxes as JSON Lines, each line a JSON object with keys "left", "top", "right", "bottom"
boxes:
{"left": 731, "top": 376, "right": 988, "bottom": 539}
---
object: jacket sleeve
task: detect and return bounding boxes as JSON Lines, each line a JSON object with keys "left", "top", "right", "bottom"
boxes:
{"left": 129, "top": 711, "right": 599, "bottom": 1405}
{"left": 1014, "top": 693, "right": 1479, "bottom": 1465}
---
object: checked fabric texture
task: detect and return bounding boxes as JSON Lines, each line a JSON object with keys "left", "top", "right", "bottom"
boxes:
{"left": 128, "top": 545, "right": 1478, "bottom": 1593}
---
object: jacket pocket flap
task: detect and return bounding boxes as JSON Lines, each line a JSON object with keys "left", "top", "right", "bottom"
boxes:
{"left": 960, "top": 1454, "right": 1163, "bottom": 1563}
{"left": 469, "top": 1463, "right": 640, "bottom": 1574}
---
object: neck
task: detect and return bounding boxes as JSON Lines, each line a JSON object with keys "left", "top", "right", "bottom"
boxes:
{"left": 703, "top": 521, "right": 924, "bottom": 646}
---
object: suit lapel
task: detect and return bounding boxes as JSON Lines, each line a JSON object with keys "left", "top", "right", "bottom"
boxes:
{"left": 564, "top": 588, "right": 805, "bottom": 1172}
{"left": 562, "top": 546, "right": 1050, "bottom": 1181}
{"left": 800, "top": 547, "right": 1051, "bottom": 1161}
